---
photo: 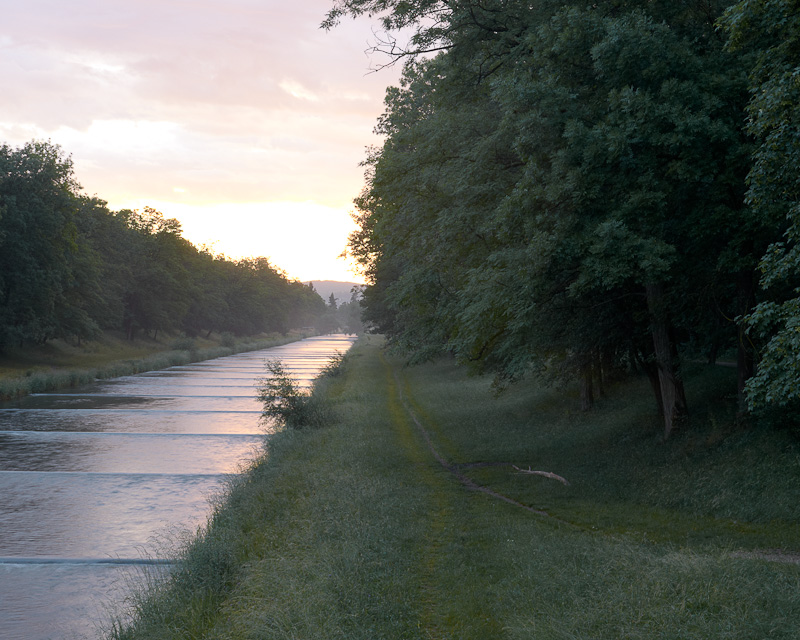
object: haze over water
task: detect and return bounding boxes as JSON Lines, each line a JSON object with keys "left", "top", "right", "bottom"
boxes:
{"left": 0, "top": 334, "right": 355, "bottom": 639}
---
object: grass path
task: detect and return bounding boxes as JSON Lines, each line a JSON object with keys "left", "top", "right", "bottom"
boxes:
{"left": 381, "top": 350, "right": 451, "bottom": 637}
{"left": 382, "top": 350, "right": 506, "bottom": 638}
{"left": 393, "top": 360, "right": 555, "bottom": 519}
{"left": 111, "top": 336, "right": 800, "bottom": 640}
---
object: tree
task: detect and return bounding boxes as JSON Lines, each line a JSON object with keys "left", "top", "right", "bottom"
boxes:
{"left": 112, "top": 208, "right": 193, "bottom": 340}
{"left": 722, "top": 0, "right": 800, "bottom": 410}
{"left": 338, "top": 287, "right": 366, "bottom": 335}
{"left": 287, "top": 280, "right": 327, "bottom": 330}
{"left": 0, "top": 141, "right": 103, "bottom": 349}
{"left": 338, "top": 0, "right": 764, "bottom": 437}
{"left": 0, "top": 140, "right": 329, "bottom": 348}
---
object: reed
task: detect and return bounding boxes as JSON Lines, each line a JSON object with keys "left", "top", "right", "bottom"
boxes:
{"left": 0, "top": 332, "right": 311, "bottom": 402}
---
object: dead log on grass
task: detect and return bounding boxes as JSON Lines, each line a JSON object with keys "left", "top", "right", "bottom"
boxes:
{"left": 512, "top": 465, "right": 570, "bottom": 486}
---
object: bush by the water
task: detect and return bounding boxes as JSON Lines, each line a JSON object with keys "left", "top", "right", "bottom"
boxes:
{"left": 170, "top": 337, "right": 197, "bottom": 352}
{"left": 256, "top": 354, "right": 345, "bottom": 429}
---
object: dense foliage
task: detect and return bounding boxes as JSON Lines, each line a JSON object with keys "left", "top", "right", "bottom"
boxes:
{"left": 329, "top": 0, "right": 800, "bottom": 435}
{"left": 723, "top": 0, "right": 800, "bottom": 409}
{"left": 256, "top": 352, "right": 345, "bottom": 429}
{"left": 0, "top": 141, "right": 326, "bottom": 351}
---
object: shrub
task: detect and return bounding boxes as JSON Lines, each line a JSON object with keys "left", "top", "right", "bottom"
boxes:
{"left": 171, "top": 337, "right": 197, "bottom": 352}
{"left": 257, "top": 358, "right": 338, "bottom": 429}
{"left": 319, "top": 350, "right": 346, "bottom": 378}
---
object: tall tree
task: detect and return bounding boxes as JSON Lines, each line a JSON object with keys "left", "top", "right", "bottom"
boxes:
{"left": 337, "top": 0, "right": 763, "bottom": 436}
{"left": 723, "top": 0, "right": 800, "bottom": 411}
{"left": 0, "top": 141, "right": 103, "bottom": 348}
{"left": 0, "top": 141, "right": 329, "bottom": 349}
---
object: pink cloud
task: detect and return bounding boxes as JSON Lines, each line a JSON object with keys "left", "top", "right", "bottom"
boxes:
{"left": 0, "top": 0, "right": 402, "bottom": 277}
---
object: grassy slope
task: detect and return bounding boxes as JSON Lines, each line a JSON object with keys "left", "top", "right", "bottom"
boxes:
{"left": 0, "top": 331, "right": 308, "bottom": 401}
{"left": 110, "top": 336, "right": 800, "bottom": 640}
{"left": 0, "top": 333, "right": 179, "bottom": 377}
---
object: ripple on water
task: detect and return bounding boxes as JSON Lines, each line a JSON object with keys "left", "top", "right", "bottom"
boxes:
{"left": 0, "top": 471, "right": 230, "bottom": 558}
{"left": 0, "top": 432, "right": 264, "bottom": 473}
{"left": 0, "top": 561, "right": 169, "bottom": 640}
{"left": 0, "top": 334, "right": 357, "bottom": 639}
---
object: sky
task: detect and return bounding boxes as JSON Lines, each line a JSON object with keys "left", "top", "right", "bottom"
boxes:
{"left": 0, "top": 0, "right": 403, "bottom": 283}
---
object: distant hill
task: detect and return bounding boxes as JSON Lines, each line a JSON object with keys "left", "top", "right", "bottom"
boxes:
{"left": 306, "top": 281, "right": 362, "bottom": 306}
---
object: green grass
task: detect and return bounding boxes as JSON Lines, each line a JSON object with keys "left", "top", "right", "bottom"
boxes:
{"left": 0, "top": 330, "right": 311, "bottom": 402}
{"left": 404, "top": 358, "right": 800, "bottom": 549}
{"left": 106, "top": 336, "right": 800, "bottom": 639}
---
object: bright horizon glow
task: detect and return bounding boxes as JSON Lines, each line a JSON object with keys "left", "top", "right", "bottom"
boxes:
{"left": 115, "top": 198, "right": 363, "bottom": 283}
{"left": 0, "top": 0, "right": 402, "bottom": 284}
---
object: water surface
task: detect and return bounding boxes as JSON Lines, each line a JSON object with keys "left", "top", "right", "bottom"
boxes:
{"left": 0, "top": 334, "right": 355, "bottom": 639}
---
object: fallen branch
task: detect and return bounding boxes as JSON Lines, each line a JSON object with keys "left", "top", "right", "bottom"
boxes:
{"left": 512, "top": 465, "right": 570, "bottom": 486}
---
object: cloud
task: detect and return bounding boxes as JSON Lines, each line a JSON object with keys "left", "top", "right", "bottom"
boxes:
{"left": 0, "top": 0, "right": 401, "bottom": 278}
{"left": 57, "top": 120, "right": 182, "bottom": 156}
{"left": 279, "top": 80, "right": 320, "bottom": 102}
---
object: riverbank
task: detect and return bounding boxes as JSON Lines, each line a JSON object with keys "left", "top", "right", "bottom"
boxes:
{"left": 0, "top": 330, "right": 312, "bottom": 402}
{"left": 109, "top": 335, "right": 800, "bottom": 639}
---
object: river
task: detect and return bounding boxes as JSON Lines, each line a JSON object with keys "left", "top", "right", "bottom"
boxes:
{"left": 0, "top": 334, "right": 356, "bottom": 640}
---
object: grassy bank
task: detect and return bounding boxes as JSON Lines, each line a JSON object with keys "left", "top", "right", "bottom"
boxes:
{"left": 0, "top": 331, "right": 311, "bottom": 402}
{"left": 109, "top": 336, "right": 800, "bottom": 639}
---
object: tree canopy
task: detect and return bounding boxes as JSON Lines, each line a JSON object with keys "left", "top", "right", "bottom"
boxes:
{"left": 335, "top": 0, "right": 797, "bottom": 435}
{"left": 722, "top": 0, "right": 800, "bottom": 410}
{"left": 0, "top": 141, "right": 327, "bottom": 351}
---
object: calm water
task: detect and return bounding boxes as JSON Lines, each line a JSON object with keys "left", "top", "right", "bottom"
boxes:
{"left": 0, "top": 335, "right": 355, "bottom": 640}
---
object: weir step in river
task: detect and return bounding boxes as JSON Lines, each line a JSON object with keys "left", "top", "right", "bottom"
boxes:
{"left": 0, "top": 334, "right": 355, "bottom": 640}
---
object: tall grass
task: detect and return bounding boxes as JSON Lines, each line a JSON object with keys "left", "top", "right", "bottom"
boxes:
{"left": 0, "top": 333, "right": 310, "bottom": 402}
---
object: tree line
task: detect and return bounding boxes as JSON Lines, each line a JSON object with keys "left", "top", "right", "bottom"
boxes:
{"left": 0, "top": 140, "right": 327, "bottom": 352}
{"left": 309, "top": 289, "right": 367, "bottom": 336}
{"left": 327, "top": 0, "right": 800, "bottom": 436}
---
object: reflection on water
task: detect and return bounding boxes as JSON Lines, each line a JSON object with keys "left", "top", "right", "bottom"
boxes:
{"left": 0, "top": 334, "right": 355, "bottom": 639}
{"left": 0, "top": 562, "right": 167, "bottom": 640}
{"left": 0, "top": 410, "right": 261, "bottom": 434}
{"left": 0, "top": 472, "right": 222, "bottom": 558}
{"left": 0, "top": 431, "right": 263, "bottom": 473}
{"left": 11, "top": 393, "right": 263, "bottom": 412}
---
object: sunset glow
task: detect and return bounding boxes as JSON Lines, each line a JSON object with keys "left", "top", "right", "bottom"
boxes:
{"left": 120, "top": 199, "right": 361, "bottom": 282}
{"left": 0, "top": 0, "right": 402, "bottom": 283}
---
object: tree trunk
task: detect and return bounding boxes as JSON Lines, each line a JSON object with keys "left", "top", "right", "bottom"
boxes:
{"left": 634, "top": 343, "right": 664, "bottom": 416}
{"left": 642, "top": 357, "right": 665, "bottom": 417}
{"left": 707, "top": 339, "right": 719, "bottom": 366}
{"left": 736, "top": 270, "right": 756, "bottom": 415}
{"left": 629, "top": 345, "right": 640, "bottom": 374}
{"left": 707, "top": 311, "right": 721, "bottom": 366}
{"left": 580, "top": 357, "right": 594, "bottom": 412}
{"left": 646, "top": 282, "right": 688, "bottom": 439}
{"left": 594, "top": 348, "right": 608, "bottom": 398}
